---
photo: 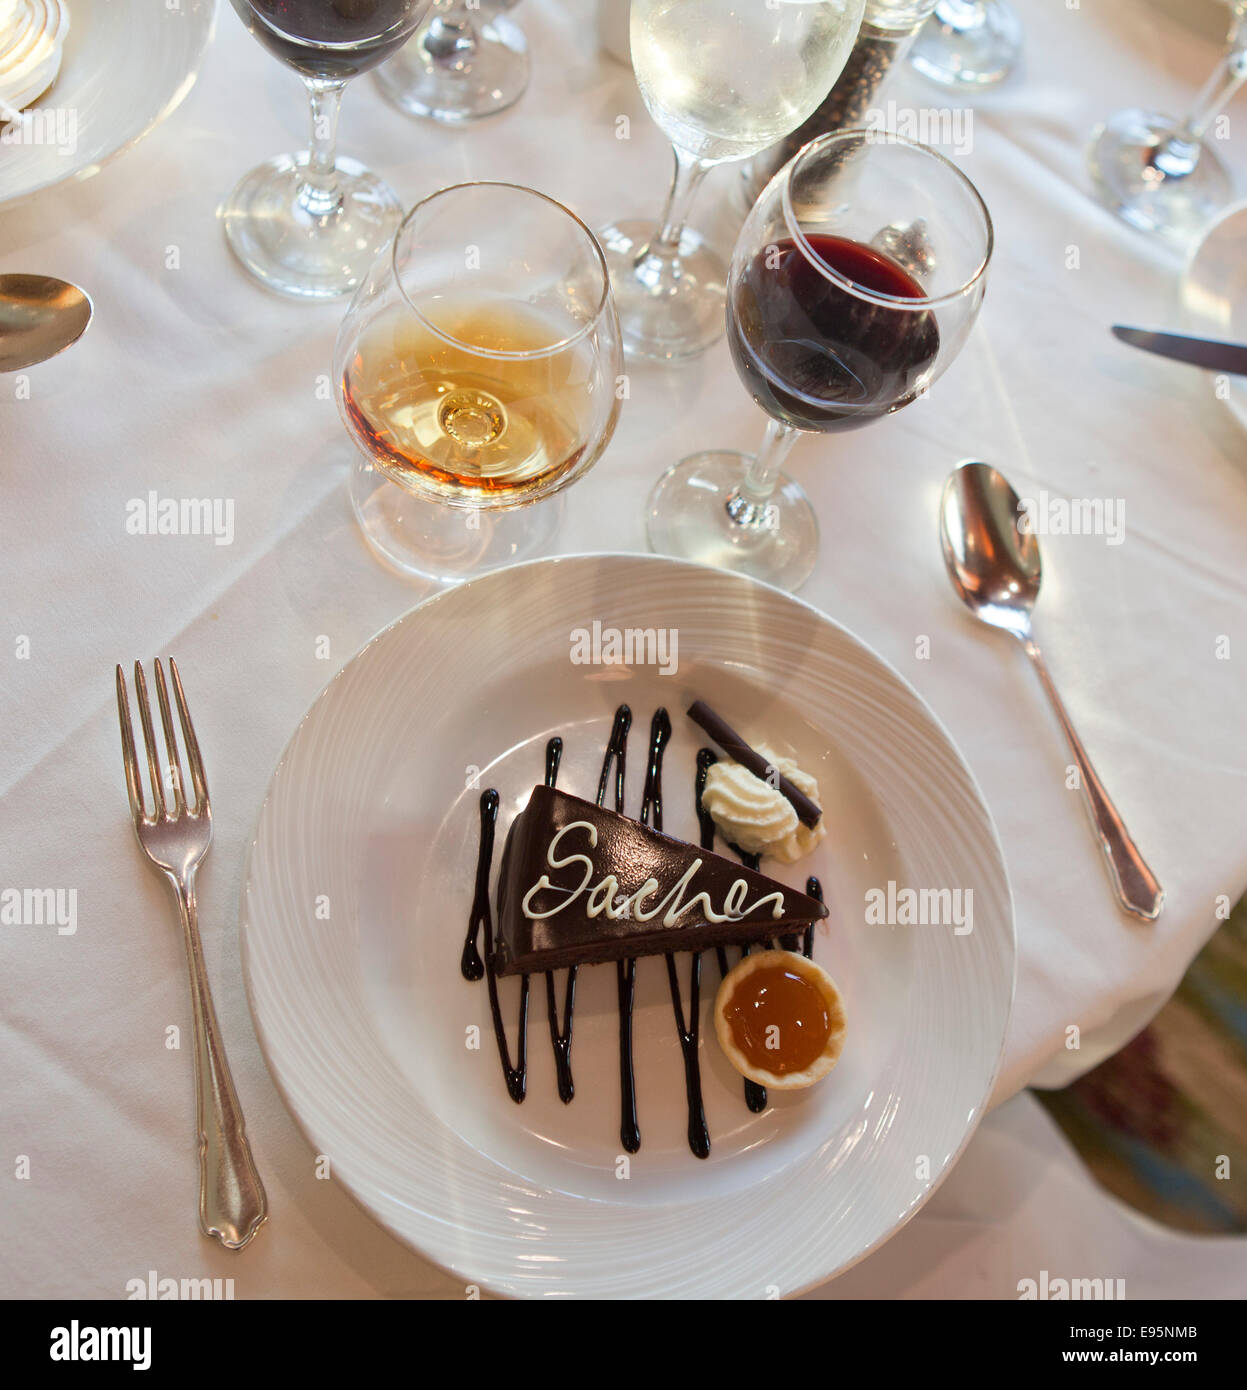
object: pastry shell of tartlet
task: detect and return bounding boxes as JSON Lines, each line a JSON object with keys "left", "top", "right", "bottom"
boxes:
{"left": 713, "top": 949, "right": 847, "bottom": 1090}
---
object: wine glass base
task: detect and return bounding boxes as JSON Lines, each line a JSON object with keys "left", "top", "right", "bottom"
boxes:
{"left": 348, "top": 454, "right": 564, "bottom": 583}
{"left": 645, "top": 450, "right": 818, "bottom": 592}
{"left": 223, "top": 153, "right": 403, "bottom": 300}
{"left": 598, "top": 218, "right": 727, "bottom": 363}
{"left": 1087, "top": 108, "right": 1234, "bottom": 244}
{"left": 374, "top": 15, "right": 529, "bottom": 123}
{"left": 909, "top": 2, "right": 1022, "bottom": 88}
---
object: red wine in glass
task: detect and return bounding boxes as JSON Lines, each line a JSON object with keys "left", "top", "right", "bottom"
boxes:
{"left": 232, "top": 0, "right": 424, "bottom": 79}
{"left": 728, "top": 234, "right": 941, "bottom": 433}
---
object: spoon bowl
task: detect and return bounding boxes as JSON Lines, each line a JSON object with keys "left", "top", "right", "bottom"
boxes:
{"left": 0, "top": 274, "right": 92, "bottom": 372}
{"left": 940, "top": 460, "right": 1040, "bottom": 638}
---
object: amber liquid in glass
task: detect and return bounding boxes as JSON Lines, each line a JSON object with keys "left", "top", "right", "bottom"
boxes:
{"left": 342, "top": 300, "right": 601, "bottom": 505}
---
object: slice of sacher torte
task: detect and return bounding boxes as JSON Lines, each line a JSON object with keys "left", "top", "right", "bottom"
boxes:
{"left": 493, "top": 784, "right": 829, "bottom": 976}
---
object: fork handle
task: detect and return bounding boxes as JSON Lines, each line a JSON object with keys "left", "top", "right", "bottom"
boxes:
{"left": 1022, "top": 637, "right": 1164, "bottom": 922}
{"left": 174, "top": 872, "right": 268, "bottom": 1249}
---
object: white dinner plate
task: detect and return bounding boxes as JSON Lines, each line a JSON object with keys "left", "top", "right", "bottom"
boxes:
{"left": 0, "top": 0, "right": 215, "bottom": 207}
{"left": 241, "top": 553, "right": 1015, "bottom": 1298}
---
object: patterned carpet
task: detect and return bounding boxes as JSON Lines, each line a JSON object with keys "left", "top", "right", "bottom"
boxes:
{"left": 1035, "top": 898, "right": 1247, "bottom": 1234}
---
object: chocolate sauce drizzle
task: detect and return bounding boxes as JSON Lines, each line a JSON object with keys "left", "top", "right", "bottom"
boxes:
{"left": 462, "top": 714, "right": 826, "bottom": 1154}
{"left": 467, "top": 789, "right": 528, "bottom": 1102}
{"left": 658, "top": 733, "right": 711, "bottom": 1158}
{"left": 804, "top": 877, "right": 821, "bottom": 959}
{"left": 541, "top": 738, "right": 577, "bottom": 1103}
{"left": 600, "top": 706, "right": 640, "bottom": 1154}
{"left": 696, "top": 762, "right": 769, "bottom": 1114}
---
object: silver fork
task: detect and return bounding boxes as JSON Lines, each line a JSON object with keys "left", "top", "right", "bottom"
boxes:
{"left": 116, "top": 658, "right": 267, "bottom": 1251}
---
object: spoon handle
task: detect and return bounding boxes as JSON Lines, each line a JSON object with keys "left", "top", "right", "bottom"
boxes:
{"left": 1022, "top": 638, "right": 1163, "bottom": 921}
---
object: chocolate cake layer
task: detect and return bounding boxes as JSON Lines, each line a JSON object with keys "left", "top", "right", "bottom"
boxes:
{"left": 493, "top": 784, "right": 829, "bottom": 976}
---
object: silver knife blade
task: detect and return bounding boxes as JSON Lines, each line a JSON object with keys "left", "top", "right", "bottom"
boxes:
{"left": 1112, "top": 325, "right": 1247, "bottom": 376}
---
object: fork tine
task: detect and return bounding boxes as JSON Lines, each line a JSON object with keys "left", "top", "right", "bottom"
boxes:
{"left": 115, "top": 664, "right": 146, "bottom": 823}
{"left": 169, "top": 658, "right": 208, "bottom": 813}
{"left": 153, "top": 658, "right": 186, "bottom": 816}
{"left": 133, "top": 661, "right": 166, "bottom": 820}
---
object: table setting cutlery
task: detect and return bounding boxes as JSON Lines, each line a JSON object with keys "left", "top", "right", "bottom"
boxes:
{"left": 115, "top": 659, "right": 267, "bottom": 1251}
{"left": 1112, "top": 324, "right": 1247, "bottom": 376}
{"left": 0, "top": 273, "right": 91, "bottom": 372}
{"left": 940, "top": 462, "right": 1164, "bottom": 923}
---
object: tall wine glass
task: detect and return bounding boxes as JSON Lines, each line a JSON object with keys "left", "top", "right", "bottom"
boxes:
{"left": 909, "top": 0, "right": 1021, "bottom": 87}
{"left": 647, "top": 130, "right": 993, "bottom": 590}
{"left": 599, "top": 0, "right": 867, "bottom": 363}
{"left": 375, "top": 0, "right": 529, "bottom": 122}
{"left": 334, "top": 182, "right": 623, "bottom": 580}
{"left": 1088, "top": 1, "right": 1247, "bottom": 244}
{"left": 223, "top": 0, "right": 431, "bottom": 300}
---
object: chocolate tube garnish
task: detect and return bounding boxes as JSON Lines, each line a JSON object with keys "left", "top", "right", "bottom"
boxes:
{"left": 686, "top": 699, "right": 822, "bottom": 828}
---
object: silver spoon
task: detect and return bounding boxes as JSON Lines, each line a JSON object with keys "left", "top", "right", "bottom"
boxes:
{"left": 940, "top": 460, "right": 1164, "bottom": 922}
{"left": 0, "top": 273, "right": 92, "bottom": 372}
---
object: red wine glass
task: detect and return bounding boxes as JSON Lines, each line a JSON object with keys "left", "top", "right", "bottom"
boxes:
{"left": 647, "top": 129, "right": 993, "bottom": 590}
{"left": 224, "top": 0, "right": 432, "bottom": 301}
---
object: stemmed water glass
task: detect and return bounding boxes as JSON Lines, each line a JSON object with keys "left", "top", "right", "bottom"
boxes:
{"left": 1088, "top": 0, "right": 1247, "bottom": 244}
{"left": 647, "top": 130, "right": 993, "bottom": 591}
{"left": 333, "top": 182, "right": 623, "bottom": 580}
{"left": 224, "top": 0, "right": 431, "bottom": 300}
{"left": 909, "top": 0, "right": 1021, "bottom": 87}
{"left": 374, "top": 0, "right": 529, "bottom": 122}
{"left": 599, "top": 0, "right": 867, "bottom": 363}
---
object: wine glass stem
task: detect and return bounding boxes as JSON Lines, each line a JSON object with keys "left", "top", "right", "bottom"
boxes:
{"left": 726, "top": 418, "right": 800, "bottom": 527}
{"left": 424, "top": 5, "right": 478, "bottom": 66}
{"left": 1171, "top": 11, "right": 1247, "bottom": 149}
{"left": 650, "top": 146, "right": 713, "bottom": 259}
{"left": 300, "top": 77, "right": 346, "bottom": 218}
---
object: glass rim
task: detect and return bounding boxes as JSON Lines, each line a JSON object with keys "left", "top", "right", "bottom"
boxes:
{"left": 779, "top": 129, "right": 995, "bottom": 310}
{"left": 390, "top": 180, "right": 615, "bottom": 361}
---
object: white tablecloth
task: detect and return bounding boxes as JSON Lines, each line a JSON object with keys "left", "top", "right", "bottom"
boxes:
{"left": 3, "top": 0, "right": 1245, "bottom": 1298}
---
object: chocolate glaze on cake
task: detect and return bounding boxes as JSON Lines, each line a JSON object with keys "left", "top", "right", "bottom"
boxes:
{"left": 492, "top": 786, "right": 829, "bottom": 977}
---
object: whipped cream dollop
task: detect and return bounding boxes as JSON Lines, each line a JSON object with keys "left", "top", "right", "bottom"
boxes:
{"left": 702, "top": 744, "right": 827, "bottom": 864}
{"left": 0, "top": 0, "right": 69, "bottom": 118}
